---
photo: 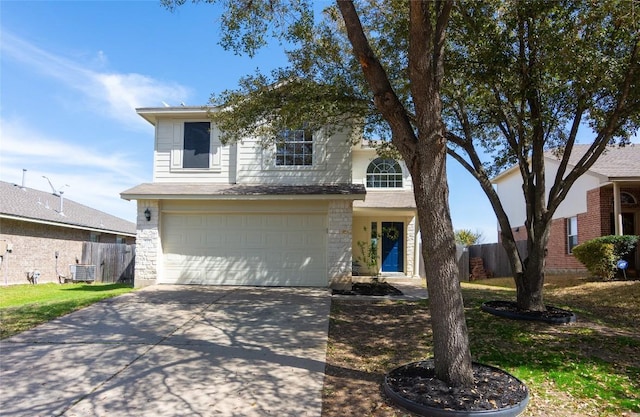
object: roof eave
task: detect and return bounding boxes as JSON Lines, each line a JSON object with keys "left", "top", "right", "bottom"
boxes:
{"left": 121, "top": 192, "right": 365, "bottom": 201}
{"left": 0, "top": 214, "right": 136, "bottom": 237}
{"left": 136, "top": 106, "right": 216, "bottom": 125}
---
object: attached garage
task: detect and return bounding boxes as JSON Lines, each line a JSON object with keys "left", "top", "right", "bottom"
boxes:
{"left": 121, "top": 183, "right": 366, "bottom": 288}
{"left": 161, "top": 210, "right": 327, "bottom": 286}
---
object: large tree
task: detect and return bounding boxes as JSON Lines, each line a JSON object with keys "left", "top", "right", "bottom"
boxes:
{"left": 443, "top": 0, "right": 640, "bottom": 311}
{"left": 162, "top": 0, "right": 639, "bottom": 384}
{"left": 163, "top": 0, "right": 474, "bottom": 386}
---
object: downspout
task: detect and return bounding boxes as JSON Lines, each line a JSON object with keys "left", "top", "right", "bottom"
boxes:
{"left": 613, "top": 181, "right": 622, "bottom": 235}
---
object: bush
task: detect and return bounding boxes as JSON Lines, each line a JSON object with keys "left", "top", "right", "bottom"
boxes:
{"left": 572, "top": 235, "right": 639, "bottom": 280}
{"left": 596, "top": 235, "right": 639, "bottom": 258}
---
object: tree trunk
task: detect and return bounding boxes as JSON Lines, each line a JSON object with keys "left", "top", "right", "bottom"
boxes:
{"left": 337, "top": 0, "right": 472, "bottom": 386}
{"left": 515, "top": 224, "right": 550, "bottom": 311}
{"left": 411, "top": 138, "right": 473, "bottom": 387}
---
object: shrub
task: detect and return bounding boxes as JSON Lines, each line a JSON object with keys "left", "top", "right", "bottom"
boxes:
{"left": 572, "top": 240, "right": 617, "bottom": 280}
{"left": 572, "top": 235, "right": 639, "bottom": 280}
{"left": 596, "top": 235, "right": 639, "bottom": 258}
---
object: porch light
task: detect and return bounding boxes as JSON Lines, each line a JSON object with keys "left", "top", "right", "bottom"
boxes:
{"left": 144, "top": 208, "right": 151, "bottom": 222}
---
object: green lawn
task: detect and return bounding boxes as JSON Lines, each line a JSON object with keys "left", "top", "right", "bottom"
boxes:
{"left": 463, "top": 276, "right": 640, "bottom": 416}
{"left": 0, "top": 283, "right": 135, "bottom": 339}
{"left": 322, "top": 275, "right": 640, "bottom": 417}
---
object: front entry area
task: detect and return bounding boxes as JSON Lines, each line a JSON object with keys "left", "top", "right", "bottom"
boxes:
{"left": 381, "top": 222, "right": 404, "bottom": 272}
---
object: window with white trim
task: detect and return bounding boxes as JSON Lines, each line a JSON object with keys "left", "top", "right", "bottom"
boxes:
{"left": 275, "top": 129, "right": 313, "bottom": 166}
{"left": 567, "top": 216, "right": 578, "bottom": 254}
{"left": 170, "top": 121, "right": 221, "bottom": 172}
{"left": 366, "top": 158, "right": 403, "bottom": 188}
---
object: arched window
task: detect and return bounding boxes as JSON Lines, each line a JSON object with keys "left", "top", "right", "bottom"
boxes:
{"left": 621, "top": 192, "right": 637, "bottom": 205}
{"left": 366, "top": 158, "right": 403, "bottom": 188}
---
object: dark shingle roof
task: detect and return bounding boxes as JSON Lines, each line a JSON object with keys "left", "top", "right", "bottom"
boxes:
{"left": 121, "top": 183, "right": 366, "bottom": 200}
{"left": 0, "top": 181, "right": 136, "bottom": 235}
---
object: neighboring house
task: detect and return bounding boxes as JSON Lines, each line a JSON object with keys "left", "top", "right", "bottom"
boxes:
{"left": 121, "top": 106, "right": 421, "bottom": 288}
{"left": 0, "top": 180, "right": 136, "bottom": 284}
{"left": 492, "top": 144, "right": 640, "bottom": 276}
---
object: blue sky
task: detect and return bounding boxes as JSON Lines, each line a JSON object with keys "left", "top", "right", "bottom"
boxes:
{"left": 1, "top": 0, "right": 499, "bottom": 242}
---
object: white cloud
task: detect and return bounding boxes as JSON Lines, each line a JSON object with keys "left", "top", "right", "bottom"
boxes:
{"left": 0, "top": 118, "right": 146, "bottom": 222}
{"left": 0, "top": 30, "right": 191, "bottom": 130}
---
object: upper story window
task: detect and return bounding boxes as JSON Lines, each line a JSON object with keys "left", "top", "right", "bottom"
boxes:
{"left": 170, "top": 121, "right": 221, "bottom": 172}
{"left": 183, "top": 122, "right": 211, "bottom": 169}
{"left": 276, "top": 129, "right": 313, "bottom": 166}
{"left": 366, "top": 158, "right": 403, "bottom": 188}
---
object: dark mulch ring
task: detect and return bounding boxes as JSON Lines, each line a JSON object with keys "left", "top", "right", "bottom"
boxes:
{"left": 481, "top": 300, "right": 577, "bottom": 324}
{"left": 384, "top": 360, "right": 529, "bottom": 416}
{"left": 332, "top": 281, "right": 403, "bottom": 296}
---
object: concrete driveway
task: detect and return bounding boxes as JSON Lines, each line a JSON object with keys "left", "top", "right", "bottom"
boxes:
{"left": 0, "top": 286, "right": 331, "bottom": 417}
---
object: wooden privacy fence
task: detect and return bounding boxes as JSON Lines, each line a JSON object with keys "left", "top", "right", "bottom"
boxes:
{"left": 468, "top": 241, "right": 528, "bottom": 278}
{"left": 81, "top": 242, "right": 135, "bottom": 283}
{"left": 418, "top": 244, "right": 470, "bottom": 282}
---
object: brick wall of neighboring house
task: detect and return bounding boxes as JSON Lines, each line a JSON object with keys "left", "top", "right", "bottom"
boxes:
{"left": 0, "top": 219, "right": 134, "bottom": 285}
{"left": 1, "top": 219, "right": 85, "bottom": 284}
{"left": 545, "top": 217, "right": 587, "bottom": 273}
{"left": 496, "top": 185, "right": 640, "bottom": 274}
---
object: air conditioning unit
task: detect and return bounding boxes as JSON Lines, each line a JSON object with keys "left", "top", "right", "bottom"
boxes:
{"left": 70, "top": 264, "right": 96, "bottom": 282}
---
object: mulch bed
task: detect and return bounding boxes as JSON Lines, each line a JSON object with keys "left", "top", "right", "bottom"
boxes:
{"left": 333, "top": 281, "right": 403, "bottom": 296}
{"left": 481, "top": 300, "right": 577, "bottom": 324}
{"left": 384, "top": 359, "right": 528, "bottom": 414}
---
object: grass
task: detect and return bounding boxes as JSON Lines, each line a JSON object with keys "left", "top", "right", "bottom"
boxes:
{"left": 322, "top": 275, "right": 640, "bottom": 417}
{"left": 0, "top": 282, "right": 135, "bottom": 339}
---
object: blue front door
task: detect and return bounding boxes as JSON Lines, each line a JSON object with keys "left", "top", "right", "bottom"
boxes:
{"left": 381, "top": 222, "right": 404, "bottom": 272}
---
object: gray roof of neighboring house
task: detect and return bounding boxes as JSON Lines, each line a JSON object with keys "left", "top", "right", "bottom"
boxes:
{"left": 353, "top": 190, "right": 417, "bottom": 209}
{"left": 554, "top": 143, "right": 640, "bottom": 179}
{"left": 121, "top": 183, "right": 366, "bottom": 200}
{"left": 0, "top": 181, "right": 136, "bottom": 236}
{"left": 493, "top": 143, "right": 640, "bottom": 182}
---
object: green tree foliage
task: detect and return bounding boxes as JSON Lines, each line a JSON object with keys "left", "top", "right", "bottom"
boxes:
{"left": 443, "top": 0, "right": 639, "bottom": 311}
{"left": 163, "top": 0, "right": 475, "bottom": 386}
{"left": 162, "top": 0, "right": 639, "bottom": 385}
{"left": 454, "top": 229, "right": 484, "bottom": 246}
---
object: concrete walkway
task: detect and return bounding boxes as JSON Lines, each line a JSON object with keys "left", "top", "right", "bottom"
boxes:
{"left": 0, "top": 286, "right": 331, "bottom": 417}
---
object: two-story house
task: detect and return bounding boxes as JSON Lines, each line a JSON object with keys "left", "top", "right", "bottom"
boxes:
{"left": 121, "top": 106, "right": 421, "bottom": 288}
{"left": 492, "top": 144, "right": 640, "bottom": 277}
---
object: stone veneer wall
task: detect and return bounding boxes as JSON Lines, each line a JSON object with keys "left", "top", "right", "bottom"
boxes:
{"left": 327, "top": 200, "right": 353, "bottom": 289}
{"left": 134, "top": 200, "right": 160, "bottom": 288}
{"left": 406, "top": 216, "right": 416, "bottom": 277}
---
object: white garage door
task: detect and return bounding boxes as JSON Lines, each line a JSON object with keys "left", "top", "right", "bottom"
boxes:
{"left": 161, "top": 213, "right": 327, "bottom": 286}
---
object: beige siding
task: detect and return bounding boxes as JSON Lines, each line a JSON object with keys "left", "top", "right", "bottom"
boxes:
{"left": 236, "top": 127, "right": 352, "bottom": 184}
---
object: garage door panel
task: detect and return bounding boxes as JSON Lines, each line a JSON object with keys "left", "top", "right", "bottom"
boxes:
{"left": 161, "top": 212, "right": 327, "bottom": 286}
